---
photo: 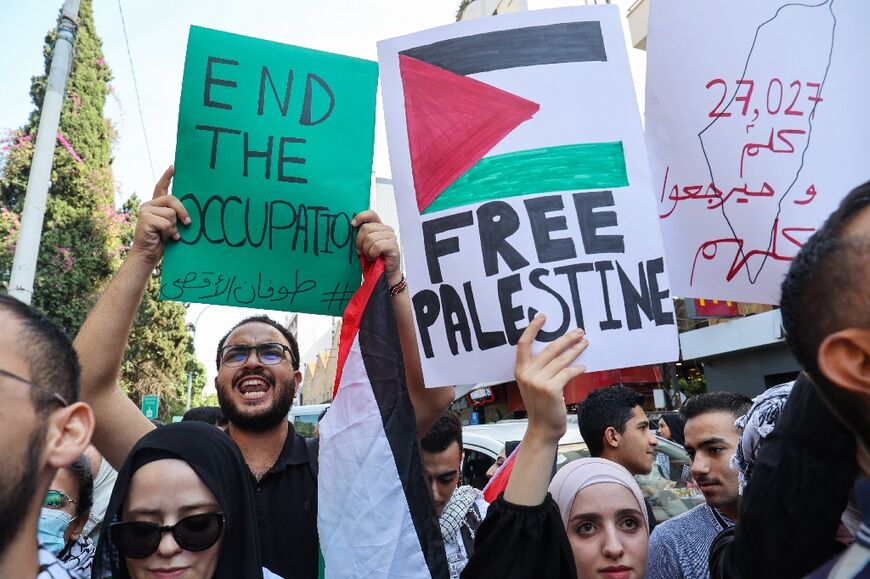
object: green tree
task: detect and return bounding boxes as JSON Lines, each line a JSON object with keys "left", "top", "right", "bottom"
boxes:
{"left": 0, "top": 0, "right": 205, "bottom": 421}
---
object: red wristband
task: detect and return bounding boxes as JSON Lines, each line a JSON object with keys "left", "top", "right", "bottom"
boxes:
{"left": 389, "top": 275, "right": 407, "bottom": 297}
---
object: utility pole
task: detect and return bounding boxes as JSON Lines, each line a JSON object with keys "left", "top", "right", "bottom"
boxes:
{"left": 8, "top": 0, "right": 81, "bottom": 304}
{"left": 187, "top": 305, "right": 213, "bottom": 411}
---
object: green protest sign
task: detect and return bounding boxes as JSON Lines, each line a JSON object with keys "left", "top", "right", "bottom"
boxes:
{"left": 161, "top": 26, "right": 378, "bottom": 315}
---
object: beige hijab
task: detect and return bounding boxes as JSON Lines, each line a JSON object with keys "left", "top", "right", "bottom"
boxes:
{"left": 548, "top": 457, "right": 649, "bottom": 532}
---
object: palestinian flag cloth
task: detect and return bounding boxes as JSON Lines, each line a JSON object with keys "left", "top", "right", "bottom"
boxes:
{"left": 318, "top": 257, "right": 449, "bottom": 578}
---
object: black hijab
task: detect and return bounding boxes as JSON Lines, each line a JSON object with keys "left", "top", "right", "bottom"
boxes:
{"left": 92, "top": 422, "right": 264, "bottom": 578}
{"left": 660, "top": 412, "right": 686, "bottom": 446}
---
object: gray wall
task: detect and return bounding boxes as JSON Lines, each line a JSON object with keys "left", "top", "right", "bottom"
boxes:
{"left": 701, "top": 342, "right": 801, "bottom": 397}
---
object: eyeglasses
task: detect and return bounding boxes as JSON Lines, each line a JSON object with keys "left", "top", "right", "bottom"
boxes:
{"left": 109, "top": 512, "right": 225, "bottom": 559}
{"left": 44, "top": 489, "right": 78, "bottom": 511}
{"left": 0, "top": 368, "right": 68, "bottom": 407}
{"left": 219, "top": 343, "right": 295, "bottom": 368}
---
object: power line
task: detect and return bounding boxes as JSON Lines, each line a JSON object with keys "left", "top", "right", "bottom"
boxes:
{"left": 116, "top": 0, "right": 155, "bottom": 183}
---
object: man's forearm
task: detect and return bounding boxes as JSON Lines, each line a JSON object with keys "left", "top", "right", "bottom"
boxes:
{"left": 75, "top": 251, "right": 154, "bottom": 394}
{"left": 390, "top": 284, "right": 454, "bottom": 437}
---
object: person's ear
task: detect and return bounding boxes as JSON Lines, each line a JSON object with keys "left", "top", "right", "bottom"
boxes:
{"left": 44, "top": 402, "right": 95, "bottom": 470}
{"left": 293, "top": 370, "right": 303, "bottom": 395}
{"left": 603, "top": 426, "right": 620, "bottom": 449}
{"left": 817, "top": 329, "right": 870, "bottom": 398}
{"left": 67, "top": 509, "right": 89, "bottom": 543}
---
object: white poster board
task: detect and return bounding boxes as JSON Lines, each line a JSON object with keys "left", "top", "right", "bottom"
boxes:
{"left": 379, "top": 6, "right": 679, "bottom": 387}
{"left": 646, "top": 0, "right": 870, "bottom": 304}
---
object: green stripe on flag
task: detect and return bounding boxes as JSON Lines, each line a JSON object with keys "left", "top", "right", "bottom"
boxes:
{"left": 422, "top": 142, "right": 628, "bottom": 214}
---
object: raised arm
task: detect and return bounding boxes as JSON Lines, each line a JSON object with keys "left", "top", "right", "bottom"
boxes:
{"left": 74, "top": 167, "right": 190, "bottom": 469}
{"left": 353, "top": 210, "right": 455, "bottom": 437}
{"left": 504, "top": 316, "right": 588, "bottom": 506}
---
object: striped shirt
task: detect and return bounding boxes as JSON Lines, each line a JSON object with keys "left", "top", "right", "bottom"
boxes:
{"left": 647, "top": 504, "right": 734, "bottom": 579}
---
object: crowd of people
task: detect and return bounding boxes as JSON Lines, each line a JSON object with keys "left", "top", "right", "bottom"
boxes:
{"left": 0, "top": 168, "right": 867, "bottom": 578}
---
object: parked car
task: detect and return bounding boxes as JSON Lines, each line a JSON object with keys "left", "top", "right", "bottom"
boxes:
{"left": 461, "top": 418, "right": 704, "bottom": 523}
{"left": 289, "top": 403, "right": 330, "bottom": 437}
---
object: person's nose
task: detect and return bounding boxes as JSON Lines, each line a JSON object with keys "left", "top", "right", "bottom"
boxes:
{"left": 601, "top": 524, "right": 625, "bottom": 561}
{"left": 691, "top": 454, "right": 711, "bottom": 479}
{"left": 155, "top": 528, "right": 183, "bottom": 558}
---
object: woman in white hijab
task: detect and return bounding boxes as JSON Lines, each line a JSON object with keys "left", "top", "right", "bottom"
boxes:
{"left": 462, "top": 315, "right": 649, "bottom": 579}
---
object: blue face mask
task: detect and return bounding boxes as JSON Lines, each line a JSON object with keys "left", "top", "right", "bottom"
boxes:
{"left": 38, "top": 508, "right": 73, "bottom": 555}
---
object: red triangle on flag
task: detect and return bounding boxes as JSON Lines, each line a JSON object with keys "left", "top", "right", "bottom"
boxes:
{"left": 399, "top": 54, "right": 540, "bottom": 213}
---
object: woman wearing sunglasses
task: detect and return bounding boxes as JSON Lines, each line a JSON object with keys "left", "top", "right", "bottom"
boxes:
{"left": 93, "top": 421, "right": 281, "bottom": 578}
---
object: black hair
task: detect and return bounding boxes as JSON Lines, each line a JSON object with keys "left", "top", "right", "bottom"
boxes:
{"left": 215, "top": 315, "right": 300, "bottom": 371}
{"left": 577, "top": 385, "right": 644, "bottom": 457}
{"left": 680, "top": 392, "right": 752, "bottom": 422}
{"left": 420, "top": 411, "right": 463, "bottom": 454}
{"left": 659, "top": 412, "right": 686, "bottom": 446}
{"left": 780, "top": 180, "right": 870, "bottom": 381}
{"left": 183, "top": 406, "right": 227, "bottom": 426}
{"left": 64, "top": 454, "right": 94, "bottom": 517}
{"left": 0, "top": 294, "right": 80, "bottom": 408}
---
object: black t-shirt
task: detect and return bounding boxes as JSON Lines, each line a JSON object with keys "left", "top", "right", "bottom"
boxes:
{"left": 249, "top": 423, "right": 319, "bottom": 579}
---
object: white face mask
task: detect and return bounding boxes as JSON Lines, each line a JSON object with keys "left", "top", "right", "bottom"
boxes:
{"left": 38, "top": 508, "right": 74, "bottom": 555}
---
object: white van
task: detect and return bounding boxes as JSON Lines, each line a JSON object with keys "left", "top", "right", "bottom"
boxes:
{"left": 288, "top": 403, "right": 330, "bottom": 437}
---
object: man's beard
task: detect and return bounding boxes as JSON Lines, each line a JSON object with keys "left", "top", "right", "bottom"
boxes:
{"left": 0, "top": 422, "right": 45, "bottom": 556}
{"left": 217, "top": 371, "right": 295, "bottom": 432}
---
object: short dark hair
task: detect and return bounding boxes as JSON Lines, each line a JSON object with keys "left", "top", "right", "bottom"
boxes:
{"left": 420, "top": 411, "right": 463, "bottom": 453}
{"left": 0, "top": 294, "right": 80, "bottom": 409}
{"left": 680, "top": 392, "right": 752, "bottom": 422}
{"left": 780, "top": 181, "right": 870, "bottom": 382}
{"left": 64, "top": 454, "right": 94, "bottom": 517}
{"left": 215, "top": 315, "right": 300, "bottom": 371}
{"left": 183, "top": 406, "right": 226, "bottom": 426}
{"left": 577, "top": 385, "right": 644, "bottom": 457}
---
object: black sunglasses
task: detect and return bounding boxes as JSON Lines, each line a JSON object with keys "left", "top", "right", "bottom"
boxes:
{"left": 109, "top": 512, "right": 225, "bottom": 559}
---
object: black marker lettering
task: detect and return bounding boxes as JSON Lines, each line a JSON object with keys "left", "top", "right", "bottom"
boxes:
{"left": 463, "top": 281, "right": 507, "bottom": 350}
{"left": 243, "top": 133, "right": 274, "bottom": 179}
{"left": 527, "top": 268, "right": 571, "bottom": 342}
{"left": 497, "top": 273, "right": 525, "bottom": 345}
{"left": 412, "top": 289, "right": 441, "bottom": 359}
{"left": 477, "top": 201, "right": 529, "bottom": 277}
{"left": 422, "top": 212, "right": 474, "bottom": 284}
{"left": 524, "top": 195, "right": 577, "bottom": 263}
{"left": 574, "top": 190, "right": 625, "bottom": 254}
{"left": 204, "top": 57, "right": 238, "bottom": 110}
{"left": 594, "top": 260, "right": 622, "bottom": 330}
{"left": 440, "top": 284, "right": 473, "bottom": 356}
{"left": 258, "top": 66, "right": 293, "bottom": 116}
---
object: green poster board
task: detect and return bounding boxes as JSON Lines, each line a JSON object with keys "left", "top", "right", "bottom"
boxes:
{"left": 161, "top": 26, "right": 378, "bottom": 315}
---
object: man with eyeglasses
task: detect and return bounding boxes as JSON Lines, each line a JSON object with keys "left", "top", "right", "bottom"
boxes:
{"left": 74, "top": 167, "right": 456, "bottom": 579}
{"left": 0, "top": 295, "right": 95, "bottom": 578}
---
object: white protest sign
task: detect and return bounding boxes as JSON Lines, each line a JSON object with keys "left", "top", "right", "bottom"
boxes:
{"left": 379, "top": 6, "right": 679, "bottom": 387}
{"left": 646, "top": 0, "right": 870, "bottom": 304}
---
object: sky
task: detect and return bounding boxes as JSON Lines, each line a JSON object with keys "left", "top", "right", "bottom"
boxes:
{"left": 0, "top": 0, "right": 647, "bottom": 397}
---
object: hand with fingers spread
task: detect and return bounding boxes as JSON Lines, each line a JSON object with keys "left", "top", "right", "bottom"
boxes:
{"left": 130, "top": 166, "right": 191, "bottom": 264}
{"left": 516, "top": 314, "right": 589, "bottom": 444}
{"left": 502, "top": 316, "right": 588, "bottom": 508}
{"left": 352, "top": 210, "right": 402, "bottom": 286}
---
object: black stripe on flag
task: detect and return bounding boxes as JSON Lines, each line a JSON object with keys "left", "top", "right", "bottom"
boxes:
{"left": 399, "top": 21, "right": 607, "bottom": 76}
{"left": 359, "top": 273, "right": 449, "bottom": 578}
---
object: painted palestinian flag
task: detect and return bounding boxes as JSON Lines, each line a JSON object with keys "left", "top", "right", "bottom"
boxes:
{"left": 398, "top": 20, "right": 628, "bottom": 215}
{"left": 317, "top": 258, "right": 448, "bottom": 579}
